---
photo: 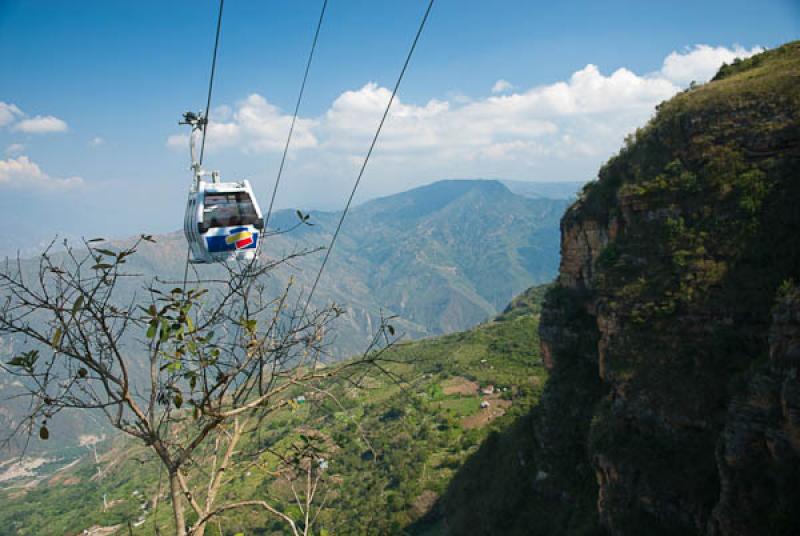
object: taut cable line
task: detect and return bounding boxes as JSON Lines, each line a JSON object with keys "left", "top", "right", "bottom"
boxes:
{"left": 262, "top": 0, "right": 329, "bottom": 235}
{"left": 302, "top": 0, "right": 435, "bottom": 315}
{"left": 199, "top": 0, "right": 225, "bottom": 167}
{"left": 181, "top": 0, "right": 225, "bottom": 291}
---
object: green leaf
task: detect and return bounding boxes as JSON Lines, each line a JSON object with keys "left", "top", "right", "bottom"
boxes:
{"left": 174, "top": 392, "right": 183, "bottom": 409}
{"left": 10, "top": 350, "right": 40, "bottom": 371}
{"left": 87, "top": 238, "right": 106, "bottom": 243}
{"left": 146, "top": 321, "right": 157, "bottom": 339}
{"left": 7, "top": 357, "right": 26, "bottom": 367}
{"left": 93, "top": 248, "right": 116, "bottom": 257}
{"left": 91, "top": 263, "right": 113, "bottom": 270}
{"left": 72, "top": 295, "right": 84, "bottom": 314}
{"left": 51, "top": 327, "right": 62, "bottom": 348}
{"left": 160, "top": 319, "right": 170, "bottom": 342}
{"left": 39, "top": 425, "right": 49, "bottom": 440}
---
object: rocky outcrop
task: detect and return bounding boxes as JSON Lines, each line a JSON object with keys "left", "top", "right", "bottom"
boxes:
{"left": 536, "top": 42, "right": 800, "bottom": 535}
{"left": 710, "top": 286, "right": 800, "bottom": 535}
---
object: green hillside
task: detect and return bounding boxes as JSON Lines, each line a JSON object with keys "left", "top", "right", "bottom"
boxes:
{"left": 0, "top": 179, "right": 569, "bottom": 459}
{"left": 437, "top": 41, "right": 800, "bottom": 535}
{"left": 0, "top": 286, "right": 550, "bottom": 535}
{"left": 267, "top": 179, "right": 568, "bottom": 336}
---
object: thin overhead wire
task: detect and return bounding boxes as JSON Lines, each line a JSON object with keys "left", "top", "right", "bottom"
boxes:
{"left": 183, "top": 0, "right": 224, "bottom": 289}
{"left": 263, "top": 0, "right": 329, "bottom": 233}
{"left": 303, "top": 0, "right": 435, "bottom": 315}
{"left": 199, "top": 0, "right": 226, "bottom": 166}
{"left": 168, "top": 2, "right": 226, "bottom": 525}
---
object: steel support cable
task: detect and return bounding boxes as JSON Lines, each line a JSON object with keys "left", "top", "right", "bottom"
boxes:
{"left": 262, "top": 0, "right": 329, "bottom": 234}
{"left": 224, "top": 0, "right": 327, "bottom": 400}
{"left": 181, "top": 0, "right": 225, "bottom": 291}
{"left": 199, "top": 0, "right": 225, "bottom": 166}
{"left": 302, "top": 0, "right": 435, "bottom": 315}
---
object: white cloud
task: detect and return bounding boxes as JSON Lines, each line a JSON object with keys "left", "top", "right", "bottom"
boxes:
{"left": 0, "top": 156, "right": 83, "bottom": 190}
{"left": 0, "top": 102, "right": 23, "bottom": 127}
{"left": 5, "top": 144, "right": 25, "bottom": 156}
{"left": 13, "top": 115, "right": 69, "bottom": 134}
{"left": 210, "top": 104, "right": 232, "bottom": 121}
{"left": 660, "top": 44, "right": 763, "bottom": 85}
{"left": 491, "top": 79, "right": 514, "bottom": 94}
{"left": 0, "top": 103, "right": 69, "bottom": 135}
{"left": 167, "top": 133, "right": 188, "bottom": 150}
{"left": 167, "top": 94, "right": 317, "bottom": 154}
{"left": 164, "top": 44, "right": 759, "bottom": 205}
{"left": 89, "top": 136, "right": 104, "bottom": 147}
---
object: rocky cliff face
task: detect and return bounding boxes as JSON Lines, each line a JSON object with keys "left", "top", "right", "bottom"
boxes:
{"left": 711, "top": 287, "right": 800, "bottom": 534}
{"left": 536, "top": 42, "right": 800, "bottom": 534}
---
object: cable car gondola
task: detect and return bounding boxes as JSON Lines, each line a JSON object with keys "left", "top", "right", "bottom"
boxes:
{"left": 180, "top": 112, "right": 264, "bottom": 264}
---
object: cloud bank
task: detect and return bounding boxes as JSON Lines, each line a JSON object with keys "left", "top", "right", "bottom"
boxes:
{"left": 13, "top": 115, "right": 69, "bottom": 134}
{"left": 491, "top": 79, "right": 514, "bottom": 94}
{"left": 165, "top": 44, "right": 762, "bottom": 203}
{"left": 0, "top": 103, "right": 23, "bottom": 128}
{"left": 660, "top": 44, "right": 764, "bottom": 85}
{"left": 0, "top": 155, "right": 83, "bottom": 190}
{"left": 0, "top": 102, "right": 69, "bottom": 135}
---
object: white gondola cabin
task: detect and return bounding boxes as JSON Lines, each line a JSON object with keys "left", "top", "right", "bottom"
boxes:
{"left": 184, "top": 177, "right": 264, "bottom": 264}
{"left": 180, "top": 111, "right": 265, "bottom": 264}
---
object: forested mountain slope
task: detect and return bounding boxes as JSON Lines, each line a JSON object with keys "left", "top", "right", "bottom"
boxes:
{"left": 439, "top": 41, "right": 800, "bottom": 536}
{"left": 0, "top": 179, "right": 570, "bottom": 459}
{"left": 0, "top": 286, "right": 550, "bottom": 535}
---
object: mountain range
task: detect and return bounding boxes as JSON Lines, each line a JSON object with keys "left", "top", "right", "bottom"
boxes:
{"left": 0, "top": 178, "right": 576, "bottom": 458}
{"left": 2, "top": 40, "right": 799, "bottom": 536}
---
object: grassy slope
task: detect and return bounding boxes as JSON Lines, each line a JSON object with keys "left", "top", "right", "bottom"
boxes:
{"left": 0, "top": 287, "right": 549, "bottom": 536}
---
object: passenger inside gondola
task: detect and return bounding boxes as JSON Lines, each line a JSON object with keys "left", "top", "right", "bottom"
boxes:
{"left": 202, "top": 192, "right": 262, "bottom": 231}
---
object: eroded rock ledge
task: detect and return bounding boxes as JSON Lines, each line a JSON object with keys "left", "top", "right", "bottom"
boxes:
{"left": 537, "top": 42, "right": 800, "bottom": 535}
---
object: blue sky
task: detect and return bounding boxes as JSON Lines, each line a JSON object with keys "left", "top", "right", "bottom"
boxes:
{"left": 0, "top": 0, "right": 798, "bottom": 250}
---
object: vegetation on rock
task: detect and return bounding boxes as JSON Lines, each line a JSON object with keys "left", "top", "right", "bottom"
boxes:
{"left": 441, "top": 40, "right": 800, "bottom": 535}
